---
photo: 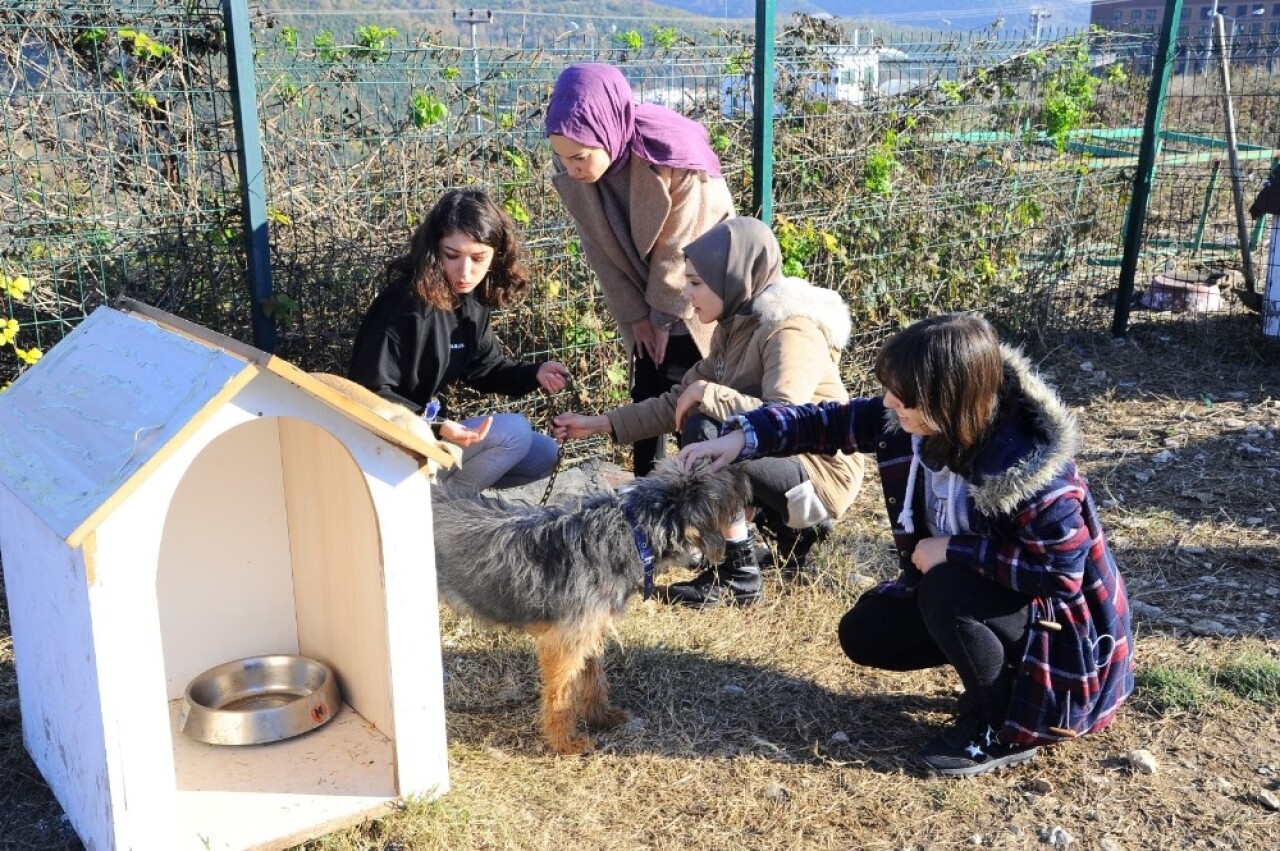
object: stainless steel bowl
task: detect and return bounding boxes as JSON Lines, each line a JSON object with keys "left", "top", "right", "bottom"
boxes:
{"left": 179, "top": 654, "right": 342, "bottom": 746}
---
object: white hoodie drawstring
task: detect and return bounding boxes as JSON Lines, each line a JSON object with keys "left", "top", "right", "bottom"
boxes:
{"left": 946, "top": 467, "right": 960, "bottom": 535}
{"left": 898, "top": 434, "right": 923, "bottom": 534}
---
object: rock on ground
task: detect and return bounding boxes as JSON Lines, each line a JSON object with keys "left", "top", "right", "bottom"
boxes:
{"left": 490, "top": 458, "right": 633, "bottom": 504}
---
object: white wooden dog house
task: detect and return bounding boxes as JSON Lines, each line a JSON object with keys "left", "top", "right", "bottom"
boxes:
{"left": 0, "top": 301, "right": 456, "bottom": 850}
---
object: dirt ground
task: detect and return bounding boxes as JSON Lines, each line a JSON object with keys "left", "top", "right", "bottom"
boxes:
{"left": 1, "top": 313, "right": 1279, "bottom": 850}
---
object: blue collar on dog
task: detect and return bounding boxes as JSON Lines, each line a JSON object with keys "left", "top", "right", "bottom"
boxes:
{"left": 620, "top": 501, "right": 656, "bottom": 601}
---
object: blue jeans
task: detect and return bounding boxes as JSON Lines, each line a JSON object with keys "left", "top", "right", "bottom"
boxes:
{"left": 437, "top": 412, "right": 558, "bottom": 496}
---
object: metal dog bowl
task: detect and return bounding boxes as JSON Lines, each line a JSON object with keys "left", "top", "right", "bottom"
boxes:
{"left": 179, "top": 654, "right": 342, "bottom": 746}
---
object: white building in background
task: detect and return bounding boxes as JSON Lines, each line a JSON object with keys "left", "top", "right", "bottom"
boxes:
{"left": 720, "top": 45, "right": 911, "bottom": 117}
{"left": 1093, "top": 1, "right": 1280, "bottom": 44}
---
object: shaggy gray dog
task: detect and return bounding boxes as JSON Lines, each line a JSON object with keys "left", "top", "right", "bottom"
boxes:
{"left": 432, "top": 458, "right": 750, "bottom": 754}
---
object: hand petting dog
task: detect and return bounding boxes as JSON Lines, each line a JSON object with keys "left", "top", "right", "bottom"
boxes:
{"left": 677, "top": 429, "right": 746, "bottom": 472}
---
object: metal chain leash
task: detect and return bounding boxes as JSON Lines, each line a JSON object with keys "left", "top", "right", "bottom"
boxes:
{"left": 537, "top": 440, "right": 563, "bottom": 507}
{"left": 537, "top": 376, "right": 573, "bottom": 507}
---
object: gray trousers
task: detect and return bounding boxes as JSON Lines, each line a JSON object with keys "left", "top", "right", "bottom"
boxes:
{"left": 437, "top": 412, "right": 558, "bottom": 496}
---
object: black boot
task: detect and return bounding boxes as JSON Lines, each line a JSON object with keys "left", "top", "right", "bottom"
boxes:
{"left": 773, "top": 520, "right": 833, "bottom": 580}
{"left": 756, "top": 512, "right": 833, "bottom": 581}
{"left": 662, "top": 539, "right": 763, "bottom": 608}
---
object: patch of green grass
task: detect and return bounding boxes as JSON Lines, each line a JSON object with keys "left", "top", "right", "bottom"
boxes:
{"left": 299, "top": 794, "right": 465, "bottom": 849}
{"left": 1136, "top": 653, "right": 1280, "bottom": 715}
{"left": 1135, "top": 664, "right": 1217, "bottom": 713}
{"left": 1215, "top": 652, "right": 1280, "bottom": 705}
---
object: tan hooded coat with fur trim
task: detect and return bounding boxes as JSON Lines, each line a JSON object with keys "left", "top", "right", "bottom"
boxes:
{"left": 605, "top": 277, "right": 864, "bottom": 520}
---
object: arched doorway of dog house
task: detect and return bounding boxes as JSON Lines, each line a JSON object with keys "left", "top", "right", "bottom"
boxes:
{"left": 156, "top": 415, "right": 396, "bottom": 799}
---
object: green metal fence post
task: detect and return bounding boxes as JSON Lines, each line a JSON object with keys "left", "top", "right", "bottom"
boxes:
{"left": 751, "top": 0, "right": 776, "bottom": 223}
{"left": 1112, "top": 0, "right": 1183, "bottom": 338}
{"left": 1192, "top": 160, "right": 1221, "bottom": 253}
{"left": 222, "top": 0, "right": 276, "bottom": 352}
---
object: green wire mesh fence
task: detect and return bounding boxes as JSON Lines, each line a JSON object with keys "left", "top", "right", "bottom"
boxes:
{"left": 1, "top": 1, "right": 250, "bottom": 375}
{"left": 3, "top": 3, "right": 1277, "bottom": 429}
{"left": 1126, "top": 25, "right": 1280, "bottom": 319}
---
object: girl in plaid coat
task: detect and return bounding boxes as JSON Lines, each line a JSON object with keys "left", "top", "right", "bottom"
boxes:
{"left": 679, "top": 313, "right": 1134, "bottom": 776}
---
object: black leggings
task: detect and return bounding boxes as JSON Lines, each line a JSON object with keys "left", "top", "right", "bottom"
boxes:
{"left": 631, "top": 335, "right": 702, "bottom": 477}
{"left": 838, "top": 561, "right": 1032, "bottom": 725}
{"left": 679, "top": 413, "right": 808, "bottom": 522}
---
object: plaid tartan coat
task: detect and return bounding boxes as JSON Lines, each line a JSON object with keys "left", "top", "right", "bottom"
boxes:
{"left": 733, "top": 345, "right": 1134, "bottom": 745}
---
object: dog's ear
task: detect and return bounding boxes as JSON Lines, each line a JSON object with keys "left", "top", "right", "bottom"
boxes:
{"left": 715, "top": 463, "right": 752, "bottom": 512}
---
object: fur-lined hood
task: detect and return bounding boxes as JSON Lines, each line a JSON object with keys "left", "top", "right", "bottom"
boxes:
{"left": 751, "top": 276, "right": 852, "bottom": 351}
{"left": 885, "top": 344, "right": 1081, "bottom": 517}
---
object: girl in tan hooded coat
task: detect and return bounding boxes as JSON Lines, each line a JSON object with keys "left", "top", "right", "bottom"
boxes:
{"left": 553, "top": 218, "right": 864, "bottom": 607}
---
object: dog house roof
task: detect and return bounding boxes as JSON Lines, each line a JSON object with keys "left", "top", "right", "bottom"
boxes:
{"left": 0, "top": 300, "right": 452, "bottom": 546}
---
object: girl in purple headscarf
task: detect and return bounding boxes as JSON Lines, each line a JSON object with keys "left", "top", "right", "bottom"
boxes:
{"left": 546, "top": 62, "right": 735, "bottom": 477}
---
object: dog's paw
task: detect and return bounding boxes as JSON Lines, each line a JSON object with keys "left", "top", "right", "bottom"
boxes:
{"left": 548, "top": 733, "right": 594, "bottom": 756}
{"left": 585, "top": 705, "right": 629, "bottom": 731}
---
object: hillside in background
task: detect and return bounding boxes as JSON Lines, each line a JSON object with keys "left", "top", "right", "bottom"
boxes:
{"left": 258, "top": 0, "right": 742, "bottom": 48}
{"left": 260, "top": 0, "right": 1092, "bottom": 41}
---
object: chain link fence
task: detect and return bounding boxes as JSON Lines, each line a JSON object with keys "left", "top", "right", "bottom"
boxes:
{"left": 1, "top": 0, "right": 251, "bottom": 371}
{"left": 3, "top": 3, "right": 1277, "bottom": 422}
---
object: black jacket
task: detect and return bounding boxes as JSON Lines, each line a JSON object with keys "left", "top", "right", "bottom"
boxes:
{"left": 348, "top": 282, "right": 541, "bottom": 416}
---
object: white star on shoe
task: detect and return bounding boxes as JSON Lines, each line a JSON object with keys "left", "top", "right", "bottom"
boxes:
{"left": 966, "top": 743, "right": 986, "bottom": 759}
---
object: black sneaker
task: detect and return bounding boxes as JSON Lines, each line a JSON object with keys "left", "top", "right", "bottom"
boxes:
{"left": 919, "top": 717, "right": 1039, "bottom": 777}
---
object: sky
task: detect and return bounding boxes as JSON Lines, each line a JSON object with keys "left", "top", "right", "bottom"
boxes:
{"left": 804, "top": 1, "right": 1096, "bottom": 30}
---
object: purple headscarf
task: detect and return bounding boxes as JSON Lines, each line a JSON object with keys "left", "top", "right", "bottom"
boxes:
{"left": 545, "top": 63, "right": 723, "bottom": 179}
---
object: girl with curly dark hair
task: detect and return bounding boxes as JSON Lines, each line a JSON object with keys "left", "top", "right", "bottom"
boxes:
{"left": 349, "top": 188, "right": 571, "bottom": 495}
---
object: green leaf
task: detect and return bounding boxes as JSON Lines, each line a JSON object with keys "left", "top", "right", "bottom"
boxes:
{"left": 118, "top": 28, "right": 172, "bottom": 61}
{"left": 650, "top": 26, "right": 679, "bottom": 50}
{"left": 353, "top": 24, "right": 398, "bottom": 62}
{"left": 277, "top": 27, "right": 298, "bottom": 53}
{"left": 502, "top": 149, "right": 526, "bottom": 174}
{"left": 410, "top": 91, "right": 448, "bottom": 128}
{"left": 613, "top": 30, "right": 643, "bottom": 51}
{"left": 314, "top": 30, "right": 347, "bottom": 63}
{"left": 504, "top": 198, "right": 530, "bottom": 225}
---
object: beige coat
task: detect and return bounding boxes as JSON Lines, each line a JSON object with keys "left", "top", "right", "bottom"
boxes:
{"left": 552, "top": 159, "right": 734, "bottom": 358}
{"left": 605, "top": 278, "right": 865, "bottom": 521}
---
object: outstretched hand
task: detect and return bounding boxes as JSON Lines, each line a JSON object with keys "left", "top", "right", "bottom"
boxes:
{"left": 537, "top": 361, "right": 571, "bottom": 393}
{"left": 551, "top": 412, "right": 611, "bottom": 441}
{"left": 677, "top": 430, "right": 746, "bottom": 472}
{"left": 439, "top": 416, "right": 492, "bottom": 448}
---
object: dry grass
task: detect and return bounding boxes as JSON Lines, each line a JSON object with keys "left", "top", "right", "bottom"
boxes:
{"left": 3, "top": 316, "right": 1280, "bottom": 850}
